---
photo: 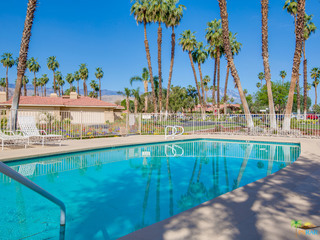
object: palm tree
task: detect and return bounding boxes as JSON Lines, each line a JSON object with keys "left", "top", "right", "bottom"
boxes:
{"left": 192, "top": 42, "right": 208, "bottom": 106}
{"left": 55, "top": 71, "right": 64, "bottom": 96}
{"left": 165, "top": 0, "right": 185, "bottom": 114}
{"left": 203, "top": 75, "right": 211, "bottom": 102}
{"left": 74, "top": 71, "right": 80, "bottom": 95}
{"left": 124, "top": 88, "right": 132, "bottom": 113}
{"left": 10, "top": 0, "right": 38, "bottom": 130}
{"left": 150, "top": 0, "right": 167, "bottom": 113}
{"left": 302, "top": 14, "right": 316, "bottom": 116}
{"left": 1, "top": 53, "right": 15, "bottom": 101}
{"left": 47, "top": 56, "right": 59, "bottom": 94}
{"left": 131, "top": 0, "right": 158, "bottom": 113}
{"left": 311, "top": 68, "right": 320, "bottom": 105}
{"left": 179, "top": 30, "right": 204, "bottom": 114}
{"left": 256, "top": 82, "right": 261, "bottom": 89}
{"left": 0, "top": 78, "right": 6, "bottom": 92}
{"left": 280, "top": 70, "right": 287, "bottom": 84}
{"left": 261, "top": 0, "right": 276, "bottom": 129}
{"left": 95, "top": 67, "right": 104, "bottom": 100}
{"left": 284, "top": 0, "right": 302, "bottom": 115}
{"left": 290, "top": 220, "right": 302, "bottom": 238}
{"left": 258, "top": 72, "right": 265, "bottom": 86}
{"left": 41, "top": 74, "right": 49, "bottom": 96}
{"left": 27, "top": 57, "right": 40, "bottom": 96}
{"left": 132, "top": 88, "right": 140, "bottom": 114}
{"left": 66, "top": 73, "right": 75, "bottom": 92}
{"left": 218, "top": 0, "right": 253, "bottom": 128}
{"left": 283, "top": 0, "right": 305, "bottom": 131}
{"left": 89, "top": 80, "right": 99, "bottom": 98}
{"left": 37, "top": 77, "right": 42, "bottom": 96}
{"left": 206, "top": 20, "right": 223, "bottom": 110}
{"left": 22, "top": 76, "right": 29, "bottom": 96}
{"left": 79, "top": 64, "right": 89, "bottom": 96}
{"left": 223, "top": 32, "right": 242, "bottom": 114}
{"left": 130, "top": 68, "right": 151, "bottom": 112}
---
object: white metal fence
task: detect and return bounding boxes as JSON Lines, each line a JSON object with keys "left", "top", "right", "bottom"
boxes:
{"left": 1, "top": 110, "right": 320, "bottom": 139}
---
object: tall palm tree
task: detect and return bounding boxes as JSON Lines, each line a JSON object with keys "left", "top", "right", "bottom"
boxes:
{"left": 55, "top": 71, "right": 63, "bottom": 96}
{"left": 66, "top": 73, "right": 75, "bottom": 92}
{"left": 47, "top": 56, "right": 59, "bottom": 94}
{"left": 131, "top": 0, "right": 158, "bottom": 113}
{"left": 284, "top": 0, "right": 302, "bottom": 115}
{"left": 22, "top": 76, "right": 29, "bottom": 96}
{"left": 89, "top": 80, "right": 99, "bottom": 98}
{"left": 150, "top": 0, "right": 167, "bottom": 113}
{"left": 311, "top": 68, "right": 319, "bottom": 105}
{"left": 130, "top": 68, "right": 152, "bottom": 112}
{"left": 79, "top": 64, "right": 89, "bottom": 96}
{"left": 165, "top": 0, "right": 185, "bottom": 114}
{"left": 223, "top": 32, "right": 242, "bottom": 114}
{"left": 74, "top": 71, "right": 80, "bottom": 95}
{"left": 37, "top": 76, "right": 42, "bottom": 96}
{"left": 206, "top": 20, "right": 223, "bottom": 109}
{"left": 203, "top": 75, "right": 210, "bottom": 102}
{"left": 11, "top": 0, "right": 38, "bottom": 130}
{"left": 132, "top": 88, "right": 140, "bottom": 114}
{"left": 179, "top": 30, "right": 204, "bottom": 114}
{"left": 261, "top": 0, "right": 276, "bottom": 129}
{"left": 27, "top": 57, "right": 40, "bottom": 96}
{"left": 302, "top": 14, "right": 316, "bottom": 115}
{"left": 1, "top": 53, "right": 15, "bottom": 101}
{"left": 218, "top": 0, "right": 253, "bottom": 128}
{"left": 95, "top": 67, "right": 104, "bottom": 100}
{"left": 192, "top": 41, "right": 208, "bottom": 106}
{"left": 41, "top": 74, "right": 49, "bottom": 96}
{"left": 280, "top": 70, "right": 287, "bottom": 84}
{"left": 283, "top": 0, "right": 305, "bottom": 131}
{"left": 207, "top": 45, "right": 217, "bottom": 105}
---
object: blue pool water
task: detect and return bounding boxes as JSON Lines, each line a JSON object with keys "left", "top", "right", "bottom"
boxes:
{"left": 0, "top": 139, "right": 300, "bottom": 240}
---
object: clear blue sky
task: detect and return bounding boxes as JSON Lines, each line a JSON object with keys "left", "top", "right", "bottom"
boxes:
{"left": 0, "top": 0, "right": 320, "bottom": 103}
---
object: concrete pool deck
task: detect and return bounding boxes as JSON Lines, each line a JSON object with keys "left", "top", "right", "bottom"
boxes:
{"left": 1, "top": 135, "right": 320, "bottom": 240}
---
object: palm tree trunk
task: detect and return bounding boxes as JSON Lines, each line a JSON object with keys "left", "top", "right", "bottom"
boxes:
{"left": 303, "top": 41, "right": 308, "bottom": 116}
{"left": 144, "top": 21, "right": 157, "bottom": 113}
{"left": 77, "top": 81, "right": 79, "bottom": 95}
{"left": 23, "top": 83, "right": 27, "bottom": 96}
{"left": 216, "top": 49, "right": 221, "bottom": 112}
{"left": 188, "top": 52, "right": 204, "bottom": 114}
{"left": 218, "top": 0, "right": 253, "bottom": 128}
{"left": 261, "top": 0, "right": 277, "bottom": 129}
{"left": 134, "top": 98, "right": 138, "bottom": 114}
{"left": 99, "top": 78, "right": 101, "bottom": 100}
{"left": 33, "top": 73, "right": 36, "bottom": 96}
{"left": 198, "top": 62, "right": 206, "bottom": 106}
{"left": 53, "top": 70, "right": 56, "bottom": 94}
{"left": 83, "top": 80, "right": 86, "bottom": 97}
{"left": 283, "top": 0, "right": 305, "bottom": 131}
{"left": 10, "top": 0, "right": 38, "bottom": 131}
{"left": 5, "top": 67, "right": 9, "bottom": 101}
{"left": 126, "top": 97, "right": 130, "bottom": 113}
{"left": 144, "top": 81, "right": 148, "bottom": 112}
{"left": 315, "top": 86, "right": 317, "bottom": 106}
{"left": 166, "top": 27, "right": 176, "bottom": 114}
{"left": 223, "top": 65, "right": 230, "bottom": 114}
{"left": 157, "top": 22, "right": 163, "bottom": 113}
{"left": 296, "top": 77, "right": 301, "bottom": 114}
{"left": 212, "top": 58, "right": 217, "bottom": 106}
{"left": 44, "top": 84, "right": 46, "bottom": 96}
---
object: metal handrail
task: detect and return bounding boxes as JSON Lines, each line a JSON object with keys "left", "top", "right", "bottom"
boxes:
{"left": 165, "top": 125, "right": 184, "bottom": 140}
{"left": 0, "top": 161, "right": 66, "bottom": 240}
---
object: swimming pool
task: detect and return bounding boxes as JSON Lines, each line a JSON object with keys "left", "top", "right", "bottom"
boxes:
{"left": 0, "top": 139, "right": 300, "bottom": 240}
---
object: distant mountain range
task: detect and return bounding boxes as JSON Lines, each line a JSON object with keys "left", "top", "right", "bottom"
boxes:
{"left": 4, "top": 84, "right": 241, "bottom": 104}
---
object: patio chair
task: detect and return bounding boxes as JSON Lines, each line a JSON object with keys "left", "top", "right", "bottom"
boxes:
{"left": 0, "top": 130, "right": 29, "bottom": 150}
{"left": 18, "top": 116, "right": 62, "bottom": 147}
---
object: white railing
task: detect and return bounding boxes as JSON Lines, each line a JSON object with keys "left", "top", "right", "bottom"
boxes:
{"left": 1, "top": 110, "right": 320, "bottom": 139}
{"left": 165, "top": 125, "right": 184, "bottom": 139}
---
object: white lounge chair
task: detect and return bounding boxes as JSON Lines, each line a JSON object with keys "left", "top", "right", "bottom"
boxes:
{"left": 18, "top": 116, "right": 62, "bottom": 147}
{"left": 0, "top": 130, "right": 29, "bottom": 150}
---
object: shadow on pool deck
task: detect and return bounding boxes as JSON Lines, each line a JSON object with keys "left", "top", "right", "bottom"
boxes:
{"left": 120, "top": 146, "right": 320, "bottom": 240}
